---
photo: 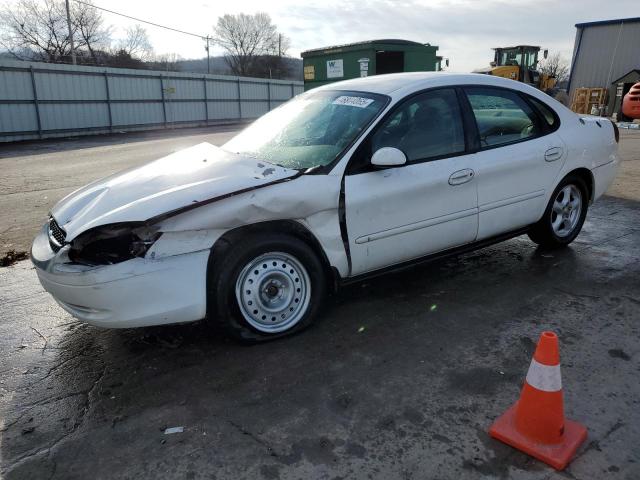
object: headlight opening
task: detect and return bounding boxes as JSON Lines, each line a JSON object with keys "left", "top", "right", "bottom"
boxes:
{"left": 68, "top": 223, "right": 161, "bottom": 265}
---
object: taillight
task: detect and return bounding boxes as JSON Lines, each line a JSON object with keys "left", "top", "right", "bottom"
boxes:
{"left": 610, "top": 120, "right": 619, "bottom": 143}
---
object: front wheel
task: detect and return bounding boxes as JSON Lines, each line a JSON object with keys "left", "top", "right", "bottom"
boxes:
{"left": 209, "top": 233, "right": 326, "bottom": 342}
{"left": 528, "top": 175, "right": 589, "bottom": 248}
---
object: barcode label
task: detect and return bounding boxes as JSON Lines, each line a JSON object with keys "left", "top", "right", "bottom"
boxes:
{"left": 332, "top": 96, "right": 375, "bottom": 108}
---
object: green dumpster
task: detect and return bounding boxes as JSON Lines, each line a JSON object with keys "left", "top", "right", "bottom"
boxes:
{"left": 301, "top": 39, "right": 442, "bottom": 91}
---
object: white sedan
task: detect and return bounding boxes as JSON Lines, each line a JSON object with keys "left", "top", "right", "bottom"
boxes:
{"left": 32, "top": 72, "right": 620, "bottom": 341}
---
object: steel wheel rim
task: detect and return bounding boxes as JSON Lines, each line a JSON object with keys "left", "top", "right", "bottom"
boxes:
{"left": 551, "top": 184, "right": 582, "bottom": 237}
{"left": 235, "top": 251, "right": 311, "bottom": 333}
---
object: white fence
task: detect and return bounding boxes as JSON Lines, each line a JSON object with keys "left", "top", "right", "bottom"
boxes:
{"left": 0, "top": 59, "right": 304, "bottom": 142}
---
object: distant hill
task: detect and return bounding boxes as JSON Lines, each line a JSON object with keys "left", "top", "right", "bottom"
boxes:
{"left": 175, "top": 56, "right": 303, "bottom": 81}
{"left": 0, "top": 50, "right": 302, "bottom": 81}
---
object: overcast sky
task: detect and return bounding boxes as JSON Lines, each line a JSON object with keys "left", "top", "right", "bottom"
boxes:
{"left": 92, "top": 0, "right": 637, "bottom": 72}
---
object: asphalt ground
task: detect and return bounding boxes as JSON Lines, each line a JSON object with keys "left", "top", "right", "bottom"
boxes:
{"left": 0, "top": 126, "right": 639, "bottom": 479}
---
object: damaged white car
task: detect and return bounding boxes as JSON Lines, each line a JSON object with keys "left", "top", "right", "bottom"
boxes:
{"left": 32, "top": 73, "right": 620, "bottom": 341}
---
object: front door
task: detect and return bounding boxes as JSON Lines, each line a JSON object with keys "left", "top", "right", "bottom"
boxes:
{"left": 344, "top": 88, "right": 478, "bottom": 275}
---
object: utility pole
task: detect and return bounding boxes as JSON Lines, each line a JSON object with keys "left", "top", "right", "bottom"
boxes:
{"left": 278, "top": 34, "right": 282, "bottom": 57}
{"left": 65, "top": 0, "right": 76, "bottom": 65}
{"left": 205, "top": 36, "right": 210, "bottom": 74}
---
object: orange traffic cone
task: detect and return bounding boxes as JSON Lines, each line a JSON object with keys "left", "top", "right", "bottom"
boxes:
{"left": 489, "top": 331, "right": 587, "bottom": 470}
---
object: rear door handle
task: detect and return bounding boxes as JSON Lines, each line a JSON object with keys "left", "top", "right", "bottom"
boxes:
{"left": 449, "top": 168, "right": 475, "bottom": 185}
{"left": 544, "top": 147, "right": 563, "bottom": 162}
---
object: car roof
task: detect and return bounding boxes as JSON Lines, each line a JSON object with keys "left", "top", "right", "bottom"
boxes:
{"left": 313, "top": 71, "right": 532, "bottom": 96}
{"left": 311, "top": 71, "right": 577, "bottom": 125}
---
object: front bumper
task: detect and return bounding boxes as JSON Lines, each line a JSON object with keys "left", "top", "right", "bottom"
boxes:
{"left": 31, "top": 225, "right": 209, "bottom": 328}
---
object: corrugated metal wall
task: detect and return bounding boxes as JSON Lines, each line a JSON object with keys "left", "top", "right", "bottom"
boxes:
{"left": 568, "top": 20, "right": 640, "bottom": 102}
{"left": 0, "top": 59, "right": 304, "bottom": 143}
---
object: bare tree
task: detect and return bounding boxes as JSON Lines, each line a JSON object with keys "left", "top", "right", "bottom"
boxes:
{"left": 0, "top": 0, "right": 72, "bottom": 61}
{"left": 538, "top": 53, "right": 570, "bottom": 82}
{"left": 0, "top": 0, "right": 110, "bottom": 63}
{"left": 116, "top": 24, "right": 153, "bottom": 61}
{"left": 150, "top": 52, "right": 182, "bottom": 72}
{"left": 213, "top": 13, "right": 288, "bottom": 77}
{"left": 72, "top": 0, "right": 111, "bottom": 63}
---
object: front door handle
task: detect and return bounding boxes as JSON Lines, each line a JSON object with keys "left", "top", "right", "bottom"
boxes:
{"left": 449, "top": 168, "right": 475, "bottom": 186}
{"left": 544, "top": 147, "right": 563, "bottom": 162}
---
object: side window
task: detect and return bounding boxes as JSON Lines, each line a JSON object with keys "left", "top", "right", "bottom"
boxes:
{"left": 371, "top": 88, "right": 465, "bottom": 162}
{"left": 527, "top": 96, "right": 559, "bottom": 130}
{"left": 465, "top": 87, "right": 541, "bottom": 148}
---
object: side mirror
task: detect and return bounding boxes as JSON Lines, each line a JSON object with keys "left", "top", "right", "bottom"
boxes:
{"left": 445, "top": 58, "right": 450, "bottom": 67}
{"left": 543, "top": 49, "right": 549, "bottom": 59}
{"left": 371, "top": 147, "right": 407, "bottom": 168}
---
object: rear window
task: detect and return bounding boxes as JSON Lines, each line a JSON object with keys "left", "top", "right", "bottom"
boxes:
{"left": 527, "top": 96, "right": 559, "bottom": 130}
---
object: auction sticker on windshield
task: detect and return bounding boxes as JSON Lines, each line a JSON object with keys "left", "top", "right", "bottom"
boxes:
{"left": 332, "top": 96, "right": 375, "bottom": 108}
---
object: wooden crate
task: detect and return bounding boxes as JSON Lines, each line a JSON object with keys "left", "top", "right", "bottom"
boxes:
{"left": 571, "top": 87, "right": 607, "bottom": 114}
{"left": 571, "top": 88, "right": 590, "bottom": 114}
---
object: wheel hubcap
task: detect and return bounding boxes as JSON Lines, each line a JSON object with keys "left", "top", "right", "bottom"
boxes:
{"left": 551, "top": 184, "right": 582, "bottom": 237}
{"left": 235, "top": 252, "right": 311, "bottom": 333}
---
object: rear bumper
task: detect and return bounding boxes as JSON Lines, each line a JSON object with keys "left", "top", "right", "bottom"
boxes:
{"left": 31, "top": 225, "right": 209, "bottom": 328}
{"left": 592, "top": 153, "right": 621, "bottom": 201}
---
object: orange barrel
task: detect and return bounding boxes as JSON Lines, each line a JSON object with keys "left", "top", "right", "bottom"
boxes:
{"left": 622, "top": 82, "right": 640, "bottom": 119}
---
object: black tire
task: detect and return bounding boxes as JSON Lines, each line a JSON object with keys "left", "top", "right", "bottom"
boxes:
{"left": 528, "top": 175, "right": 589, "bottom": 249}
{"left": 208, "top": 233, "right": 326, "bottom": 343}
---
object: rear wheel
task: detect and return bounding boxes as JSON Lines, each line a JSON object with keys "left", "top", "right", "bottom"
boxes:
{"left": 209, "top": 233, "right": 326, "bottom": 342}
{"left": 528, "top": 175, "right": 588, "bottom": 248}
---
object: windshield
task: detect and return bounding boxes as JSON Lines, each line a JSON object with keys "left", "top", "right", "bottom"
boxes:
{"left": 222, "top": 90, "right": 388, "bottom": 170}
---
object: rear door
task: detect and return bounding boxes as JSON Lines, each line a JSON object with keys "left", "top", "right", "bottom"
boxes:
{"left": 463, "top": 87, "right": 566, "bottom": 240}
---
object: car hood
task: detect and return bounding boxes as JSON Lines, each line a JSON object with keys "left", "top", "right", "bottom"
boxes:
{"left": 51, "top": 143, "right": 300, "bottom": 240}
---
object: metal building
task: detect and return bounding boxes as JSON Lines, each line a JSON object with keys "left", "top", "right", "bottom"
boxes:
{"left": 568, "top": 17, "right": 640, "bottom": 116}
{"left": 300, "top": 39, "right": 441, "bottom": 90}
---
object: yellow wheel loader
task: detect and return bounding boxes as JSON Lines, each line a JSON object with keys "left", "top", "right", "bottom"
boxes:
{"left": 474, "top": 45, "right": 557, "bottom": 93}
